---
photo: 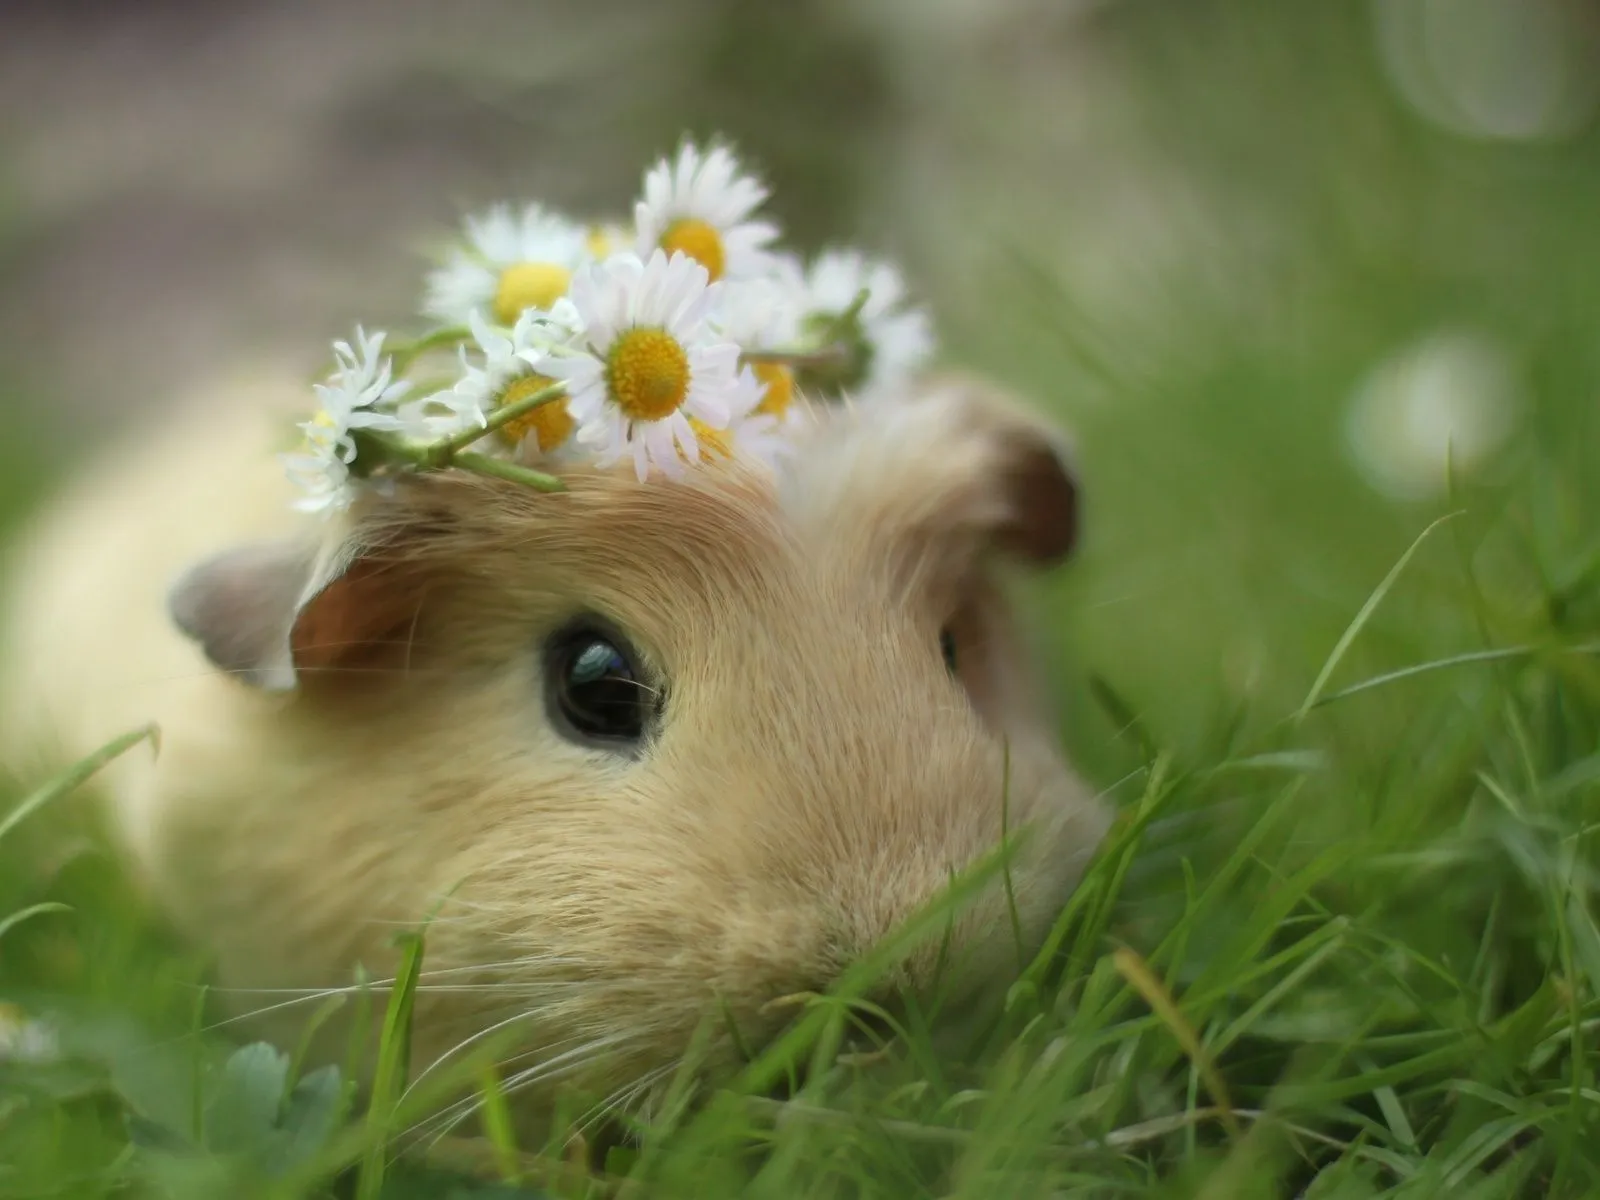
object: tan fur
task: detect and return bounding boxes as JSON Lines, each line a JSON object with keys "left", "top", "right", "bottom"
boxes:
{"left": 0, "top": 365, "right": 1110, "bottom": 1125}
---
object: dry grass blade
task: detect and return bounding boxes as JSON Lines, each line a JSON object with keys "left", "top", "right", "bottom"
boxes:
{"left": 1113, "top": 946, "right": 1243, "bottom": 1140}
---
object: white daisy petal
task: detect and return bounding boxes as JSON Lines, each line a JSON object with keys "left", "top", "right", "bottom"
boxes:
{"left": 635, "top": 251, "right": 668, "bottom": 327}
{"left": 541, "top": 246, "right": 775, "bottom": 480}
{"left": 632, "top": 141, "right": 781, "bottom": 283}
{"left": 284, "top": 325, "right": 421, "bottom": 514}
{"left": 683, "top": 393, "right": 729, "bottom": 428}
{"left": 645, "top": 419, "right": 680, "bottom": 473}
{"left": 422, "top": 201, "right": 593, "bottom": 327}
{"left": 667, "top": 410, "right": 700, "bottom": 463}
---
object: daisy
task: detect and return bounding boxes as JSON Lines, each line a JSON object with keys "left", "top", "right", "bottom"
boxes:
{"left": 423, "top": 202, "right": 592, "bottom": 328}
{"left": 585, "top": 219, "right": 634, "bottom": 259}
{"left": 683, "top": 365, "right": 797, "bottom": 472}
{"left": 799, "top": 249, "right": 936, "bottom": 398}
{"left": 691, "top": 409, "right": 800, "bottom": 474}
{"left": 542, "top": 249, "right": 748, "bottom": 481}
{"left": 401, "top": 308, "right": 580, "bottom": 460}
{"left": 283, "top": 327, "right": 410, "bottom": 514}
{"left": 632, "top": 141, "right": 779, "bottom": 284}
{"left": 712, "top": 263, "right": 809, "bottom": 427}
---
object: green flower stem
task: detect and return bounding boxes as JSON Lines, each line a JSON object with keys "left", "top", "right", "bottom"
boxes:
{"left": 821, "top": 287, "right": 872, "bottom": 342}
{"left": 388, "top": 325, "right": 472, "bottom": 374}
{"left": 741, "top": 288, "right": 870, "bottom": 371}
{"left": 420, "top": 380, "right": 569, "bottom": 468}
{"left": 345, "top": 429, "right": 419, "bottom": 478}
{"left": 451, "top": 452, "right": 565, "bottom": 492}
{"left": 419, "top": 380, "right": 569, "bottom": 464}
{"left": 348, "top": 426, "right": 567, "bottom": 493}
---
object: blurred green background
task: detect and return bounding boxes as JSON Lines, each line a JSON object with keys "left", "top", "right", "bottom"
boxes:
{"left": 3, "top": 0, "right": 1600, "bottom": 1195}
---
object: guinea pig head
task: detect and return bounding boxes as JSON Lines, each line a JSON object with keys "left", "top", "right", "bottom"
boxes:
{"left": 167, "top": 370, "right": 1109, "bottom": 1114}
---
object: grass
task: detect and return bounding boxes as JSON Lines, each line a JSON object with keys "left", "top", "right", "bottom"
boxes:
{"left": 4, "top": 1, "right": 1600, "bottom": 1195}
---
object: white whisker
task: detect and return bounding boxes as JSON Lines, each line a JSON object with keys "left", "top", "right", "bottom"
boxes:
{"left": 405, "top": 1029, "right": 637, "bottom": 1149}
{"left": 401, "top": 1007, "right": 554, "bottom": 1104}
{"left": 199, "top": 955, "right": 581, "bottom": 998}
{"left": 575, "top": 1060, "right": 677, "bottom": 1141}
{"left": 168, "top": 955, "right": 590, "bottom": 1043}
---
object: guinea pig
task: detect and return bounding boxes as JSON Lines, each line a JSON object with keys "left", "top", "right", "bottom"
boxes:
{"left": 0, "top": 362, "right": 1110, "bottom": 1127}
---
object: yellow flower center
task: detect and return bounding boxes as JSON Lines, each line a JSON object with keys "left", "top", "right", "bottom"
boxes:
{"left": 586, "top": 224, "right": 623, "bottom": 258}
{"left": 297, "top": 408, "right": 339, "bottom": 452}
{"left": 660, "top": 218, "right": 725, "bottom": 281}
{"left": 497, "top": 373, "right": 575, "bottom": 453}
{"left": 687, "top": 417, "right": 734, "bottom": 461}
{"left": 493, "top": 262, "right": 573, "bottom": 324}
{"left": 605, "top": 327, "right": 692, "bottom": 422}
{"left": 750, "top": 361, "right": 794, "bottom": 419}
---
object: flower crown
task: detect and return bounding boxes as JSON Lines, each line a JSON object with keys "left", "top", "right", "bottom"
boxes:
{"left": 283, "top": 138, "right": 938, "bottom": 515}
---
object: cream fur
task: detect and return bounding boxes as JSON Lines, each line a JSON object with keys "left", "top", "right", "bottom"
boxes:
{"left": 0, "top": 365, "right": 1110, "bottom": 1125}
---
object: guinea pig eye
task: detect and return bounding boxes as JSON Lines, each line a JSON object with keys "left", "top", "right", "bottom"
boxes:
{"left": 544, "top": 621, "right": 656, "bottom": 749}
{"left": 940, "top": 627, "right": 959, "bottom": 674}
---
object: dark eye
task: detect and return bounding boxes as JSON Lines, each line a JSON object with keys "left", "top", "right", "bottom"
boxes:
{"left": 940, "top": 627, "right": 958, "bottom": 674}
{"left": 545, "top": 621, "right": 656, "bottom": 749}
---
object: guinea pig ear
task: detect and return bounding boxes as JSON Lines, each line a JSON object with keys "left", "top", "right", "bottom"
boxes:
{"left": 283, "top": 531, "right": 434, "bottom": 685}
{"left": 920, "top": 371, "right": 1081, "bottom": 567}
{"left": 167, "top": 539, "right": 320, "bottom": 692}
{"left": 168, "top": 524, "right": 433, "bottom": 692}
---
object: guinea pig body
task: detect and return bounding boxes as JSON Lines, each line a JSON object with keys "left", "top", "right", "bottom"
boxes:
{"left": 0, "top": 366, "right": 1110, "bottom": 1121}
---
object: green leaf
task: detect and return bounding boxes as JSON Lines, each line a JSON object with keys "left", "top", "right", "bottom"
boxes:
{"left": 125, "top": 1113, "right": 197, "bottom": 1157}
{"left": 203, "top": 1042, "right": 289, "bottom": 1155}
{"left": 271, "top": 1064, "right": 347, "bottom": 1176}
{"left": 112, "top": 1038, "right": 211, "bottom": 1138}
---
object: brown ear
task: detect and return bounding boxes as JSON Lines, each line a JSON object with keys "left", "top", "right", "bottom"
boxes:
{"left": 169, "top": 525, "right": 435, "bottom": 692}
{"left": 917, "top": 370, "right": 1082, "bottom": 567}
{"left": 286, "top": 536, "right": 434, "bottom": 684}
{"left": 987, "top": 414, "right": 1080, "bottom": 565}
{"left": 785, "top": 369, "right": 1083, "bottom": 575}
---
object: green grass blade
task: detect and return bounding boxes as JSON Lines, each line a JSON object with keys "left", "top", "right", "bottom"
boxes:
{"left": 1295, "top": 513, "right": 1461, "bottom": 721}
{"left": 1310, "top": 646, "right": 1595, "bottom": 709}
{"left": 473, "top": 1063, "right": 523, "bottom": 1186}
{"left": 0, "top": 901, "right": 70, "bottom": 944}
{"left": 353, "top": 927, "right": 426, "bottom": 1200}
{"left": 0, "top": 724, "right": 158, "bottom": 846}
